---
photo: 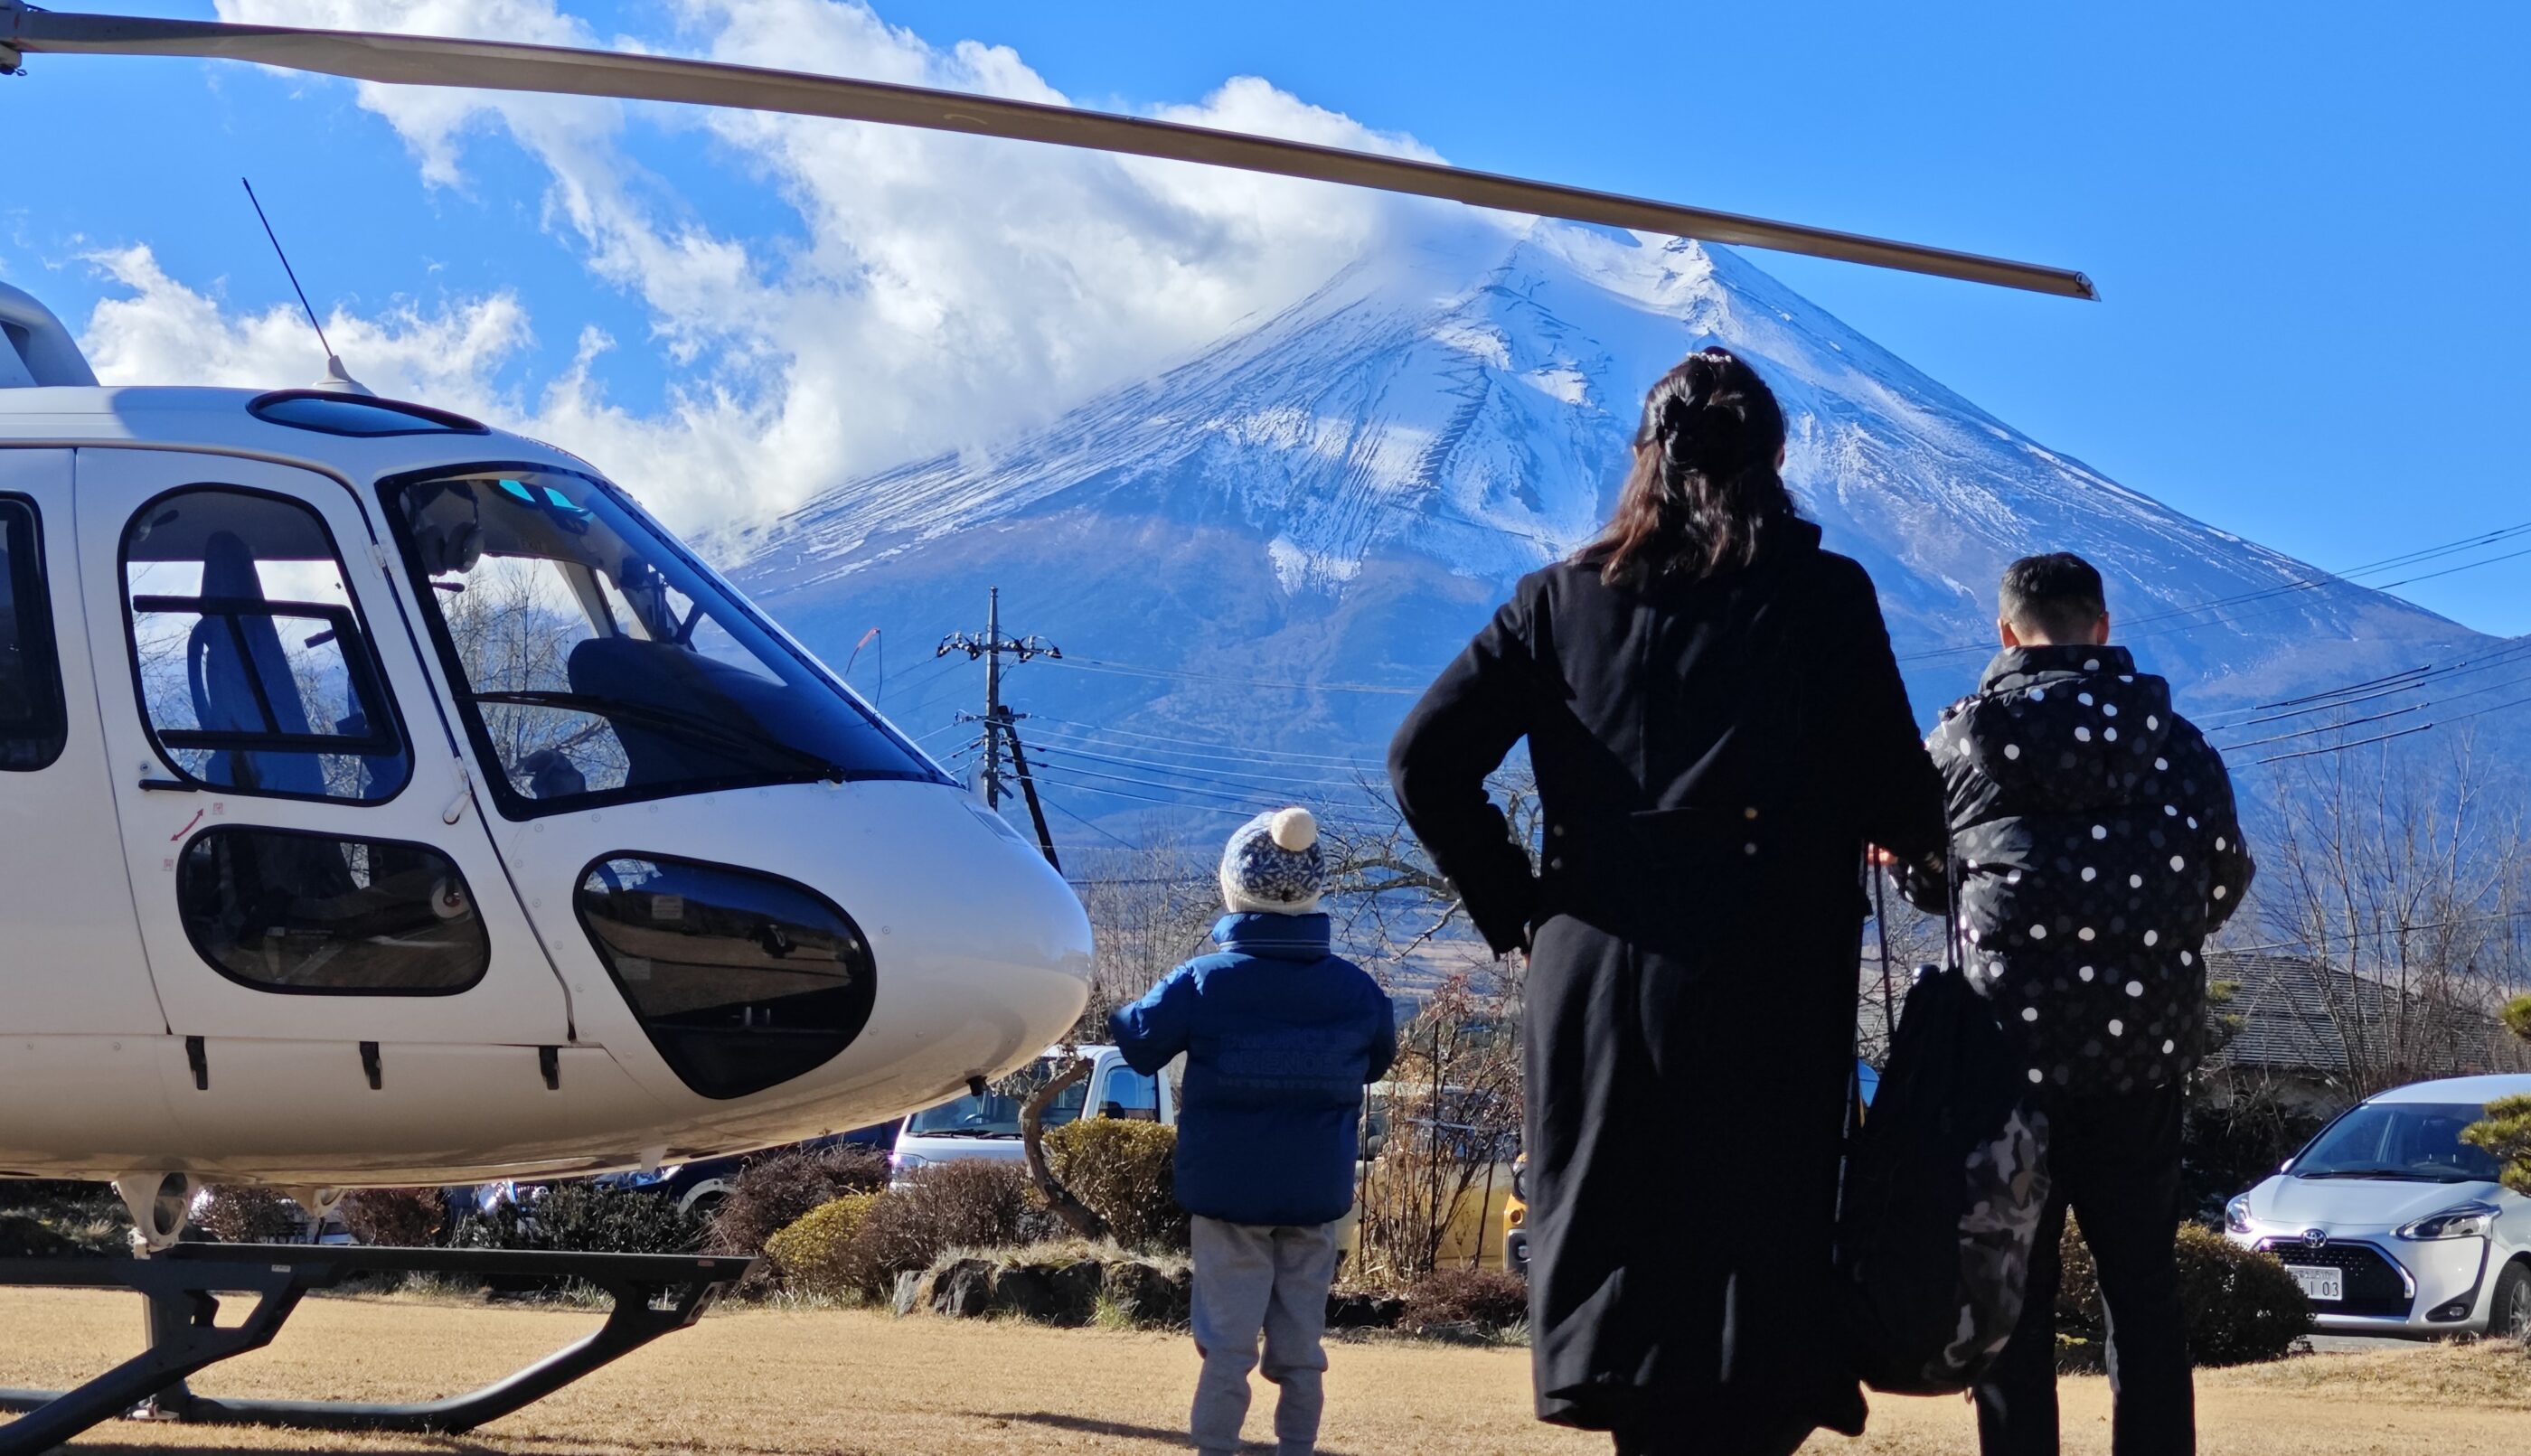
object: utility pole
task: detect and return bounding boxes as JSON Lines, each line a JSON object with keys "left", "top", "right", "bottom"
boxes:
{"left": 938, "top": 587, "right": 1062, "bottom": 871}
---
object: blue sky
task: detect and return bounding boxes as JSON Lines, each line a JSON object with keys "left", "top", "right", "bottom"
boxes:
{"left": 7, "top": 0, "right": 2527, "bottom": 632}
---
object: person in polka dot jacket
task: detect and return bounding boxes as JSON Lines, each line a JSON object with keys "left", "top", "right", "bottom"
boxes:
{"left": 1892, "top": 550, "right": 2253, "bottom": 1456}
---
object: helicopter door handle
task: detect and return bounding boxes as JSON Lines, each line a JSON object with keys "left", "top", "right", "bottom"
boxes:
{"left": 443, "top": 761, "right": 475, "bottom": 825}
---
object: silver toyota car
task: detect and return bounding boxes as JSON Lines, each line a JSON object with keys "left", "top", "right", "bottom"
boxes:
{"left": 2225, "top": 1073, "right": 2531, "bottom": 1338}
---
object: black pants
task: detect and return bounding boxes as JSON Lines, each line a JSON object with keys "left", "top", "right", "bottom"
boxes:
{"left": 1975, "top": 1088, "right": 2194, "bottom": 1456}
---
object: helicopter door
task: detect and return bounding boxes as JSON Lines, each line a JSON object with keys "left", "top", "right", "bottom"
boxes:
{"left": 73, "top": 450, "right": 572, "bottom": 1130}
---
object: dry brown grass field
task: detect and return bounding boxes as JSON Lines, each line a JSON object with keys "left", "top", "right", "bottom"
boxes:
{"left": 0, "top": 1288, "right": 2525, "bottom": 1454}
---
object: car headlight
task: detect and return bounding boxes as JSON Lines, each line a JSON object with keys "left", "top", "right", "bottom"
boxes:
{"left": 2396, "top": 1202, "right": 2500, "bottom": 1241}
{"left": 891, "top": 1152, "right": 927, "bottom": 1173}
{"left": 2225, "top": 1196, "right": 2254, "bottom": 1235}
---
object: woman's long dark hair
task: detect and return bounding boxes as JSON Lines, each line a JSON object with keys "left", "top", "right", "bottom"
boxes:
{"left": 1578, "top": 347, "right": 1795, "bottom": 587}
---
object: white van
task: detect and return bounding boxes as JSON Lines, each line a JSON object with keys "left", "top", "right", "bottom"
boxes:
{"left": 889, "top": 1044, "right": 1175, "bottom": 1185}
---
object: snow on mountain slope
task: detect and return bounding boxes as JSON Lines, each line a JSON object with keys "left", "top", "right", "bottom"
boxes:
{"left": 731, "top": 216, "right": 2507, "bottom": 826}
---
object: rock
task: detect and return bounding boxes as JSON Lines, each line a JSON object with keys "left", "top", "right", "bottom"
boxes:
{"left": 1048, "top": 1260, "right": 1105, "bottom": 1327}
{"left": 1102, "top": 1261, "right": 1177, "bottom": 1325}
{"left": 889, "top": 1269, "right": 924, "bottom": 1318}
{"left": 991, "top": 1265, "right": 1060, "bottom": 1321}
{"left": 927, "top": 1257, "right": 995, "bottom": 1318}
{"left": 1324, "top": 1289, "right": 1404, "bottom": 1330}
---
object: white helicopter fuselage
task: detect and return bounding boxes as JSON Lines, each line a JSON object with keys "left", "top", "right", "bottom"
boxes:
{"left": 0, "top": 373, "right": 1090, "bottom": 1189}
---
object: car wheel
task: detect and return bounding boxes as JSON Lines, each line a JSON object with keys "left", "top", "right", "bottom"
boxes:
{"left": 2494, "top": 1261, "right": 2531, "bottom": 1339}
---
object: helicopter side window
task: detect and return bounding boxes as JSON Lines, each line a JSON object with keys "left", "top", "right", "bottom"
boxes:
{"left": 0, "top": 496, "right": 68, "bottom": 772}
{"left": 573, "top": 854, "right": 877, "bottom": 1100}
{"left": 176, "top": 826, "right": 490, "bottom": 994}
{"left": 382, "top": 467, "right": 949, "bottom": 819}
{"left": 120, "top": 487, "right": 410, "bottom": 803}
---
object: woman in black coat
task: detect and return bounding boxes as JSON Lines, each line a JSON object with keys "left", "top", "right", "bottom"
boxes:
{"left": 1390, "top": 349, "right": 1945, "bottom": 1456}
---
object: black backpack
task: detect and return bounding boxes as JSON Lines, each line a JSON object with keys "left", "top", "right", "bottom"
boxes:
{"left": 1838, "top": 889, "right": 2053, "bottom": 1395}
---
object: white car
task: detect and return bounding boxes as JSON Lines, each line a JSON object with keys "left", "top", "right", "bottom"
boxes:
{"left": 2226, "top": 1073, "right": 2531, "bottom": 1338}
{"left": 889, "top": 1045, "right": 1174, "bottom": 1186}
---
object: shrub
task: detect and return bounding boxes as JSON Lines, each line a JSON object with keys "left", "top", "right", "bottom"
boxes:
{"left": 340, "top": 1188, "right": 447, "bottom": 1247}
{"left": 1398, "top": 1267, "right": 1529, "bottom": 1333}
{"left": 762, "top": 1194, "right": 880, "bottom": 1298}
{"left": 2463, "top": 1094, "right": 2531, "bottom": 1198}
{"left": 822, "top": 1160, "right": 1042, "bottom": 1299}
{"left": 2058, "top": 1217, "right": 2310, "bottom": 1367}
{"left": 195, "top": 1187, "right": 306, "bottom": 1244}
{"left": 451, "top": 1181, "right": 701, "bottom": 1257}
{"left": 1044, "top": 1120, "right": 1187, "bottom": 1253}
{"left": 705, "top": 1143, "right": 892, "bottom": 1257}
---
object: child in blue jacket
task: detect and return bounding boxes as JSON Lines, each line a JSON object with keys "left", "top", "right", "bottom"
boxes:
{"left": 1111, "top": 806, "right": 1396, "bottom": 1456}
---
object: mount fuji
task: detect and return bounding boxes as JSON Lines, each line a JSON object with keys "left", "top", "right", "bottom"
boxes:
{"left": 730, "top": 217, "right": 2512, "bottom": 835}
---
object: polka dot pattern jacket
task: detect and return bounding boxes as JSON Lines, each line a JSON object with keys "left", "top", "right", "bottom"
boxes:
{"left": 1899, "top": 644, "right": 2254, "bottom": 1095}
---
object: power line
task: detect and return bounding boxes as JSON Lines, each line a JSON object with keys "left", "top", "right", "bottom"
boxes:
{"left": 1041, "top": 794, "right": 1141, "bottom": 852}
{"left": 1040, "top": 654, "right": 1420, "bottom": 697}
{"left": 2213, "top": 663, "right": 2531, "bottom": 756}
{"left": 1032, "top": 762, "right": 1382, "bottom": 822}
{"left": 1030, "top": 740, "right": 1368, "bottom": 794}
{"left": 1897, "top": 521, "right": 2531, "bottom": 666}
{"left": 1033, "top": 767, "right": 1388, "bottom": 829}
{"left": 2255, "top": 723, "right": 2435, "bottom": 766}
{"left": 1025, "top": 716, "right": 1388, "bottom": 770}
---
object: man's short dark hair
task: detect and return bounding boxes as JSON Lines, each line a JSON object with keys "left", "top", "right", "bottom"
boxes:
{"left": 1999, "top": 552, "right": 2108, "bottom": 642}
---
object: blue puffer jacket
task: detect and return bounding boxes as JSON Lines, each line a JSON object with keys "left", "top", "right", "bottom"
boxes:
{"left": 1110, "top": 913, "right": 1396, "bottom": 1227}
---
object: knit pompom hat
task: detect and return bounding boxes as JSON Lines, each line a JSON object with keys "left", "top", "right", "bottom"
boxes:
{"left": 1219, "top": 807, "right": 1326, "bottom": 916}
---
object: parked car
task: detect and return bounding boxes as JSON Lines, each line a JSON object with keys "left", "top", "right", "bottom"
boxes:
{"left": 891, "top": 1045, "right": 1173, "bottom": 1185}
{"left": 2225, "top": 1072, "right": 2531, "bottom": 1338}
{"left": 635, "top": 1121, "right": 903, "bottom": 1222}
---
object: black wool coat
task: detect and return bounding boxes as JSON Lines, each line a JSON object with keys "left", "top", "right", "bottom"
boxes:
{"left": 1390, "top": 520, "right": 1943, "bottom": 1452}
{"left": 1898, "top": 644, "right": 2255, "bottom": 1095}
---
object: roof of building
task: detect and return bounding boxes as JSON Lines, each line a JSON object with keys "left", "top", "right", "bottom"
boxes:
{"left": 2205, "top": 951, "right": 2531, "bottom": 1084}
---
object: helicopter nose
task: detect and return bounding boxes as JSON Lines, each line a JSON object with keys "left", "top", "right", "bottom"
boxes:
{"left": 544, "top": 779, "right": 1091, "bottom": 1129}
{"left": 771, "top": 780, "right": 1091, "bottom": 1111}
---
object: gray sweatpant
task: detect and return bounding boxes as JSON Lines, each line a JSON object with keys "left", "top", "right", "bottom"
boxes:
{"left": 1189, "top": 1214, "right": 1341, "bottom": 1456}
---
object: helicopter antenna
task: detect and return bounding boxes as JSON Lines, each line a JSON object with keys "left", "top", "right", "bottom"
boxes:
{"left": 240, "top": 176, "right": 372, "bottom": 395}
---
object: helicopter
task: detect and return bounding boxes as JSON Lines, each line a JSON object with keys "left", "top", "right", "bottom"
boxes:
{"left": 0, "top": 3, "right": 2092, "bottom": 1446}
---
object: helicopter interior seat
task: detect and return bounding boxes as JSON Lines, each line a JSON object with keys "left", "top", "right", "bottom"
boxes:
{"left": 566, "top": 631, "right": 798, "bottom": 790}
{"left": 188, "top": 530, "right": 330, "bottom": 799}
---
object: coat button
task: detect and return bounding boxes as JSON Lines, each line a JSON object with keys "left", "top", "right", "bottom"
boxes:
{"left": 1548, "top": 857, "right": 1564, "bottom": 871}
{"left": 1744, "top": 806, "right": 1760, "bottom": 820}
{"left": 1744, "top": 842, "right": 1759, "bottom": 856}
{"left": 1550, "top": 824, "right": 1566, "bottom": 838}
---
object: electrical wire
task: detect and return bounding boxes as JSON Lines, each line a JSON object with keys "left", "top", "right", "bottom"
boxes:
{"left": 1896, "top": 521, "right": 2531, "bottom": 665}
{"left": 1024, "top": 716, "right": 1388, "bottom": 769}
{"left": 1039, "top": 654, "right": 1420, "bottom": 697}
{"left": 1029, "top": 740, "right": 1367, "bottom": 794}
{"left": 1031, "top": 766, "right": 1388, "bottom": 828}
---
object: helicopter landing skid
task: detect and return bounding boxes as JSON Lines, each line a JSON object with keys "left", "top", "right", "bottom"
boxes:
{"left": 0, "top": 1242, "right": 749, "bottom": 1454}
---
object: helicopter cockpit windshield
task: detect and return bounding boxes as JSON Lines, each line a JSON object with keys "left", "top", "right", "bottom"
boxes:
{"left": 384, "top": 468, "right": 947, "bottom": 816}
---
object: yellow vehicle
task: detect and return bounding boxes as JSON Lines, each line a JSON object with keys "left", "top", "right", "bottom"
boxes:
{"left": 1340, "top": 1084, "right": 1518, "bottom": 1273}
{"left": 1503, "top": 1153, "right": 1529, "bottom": 1277}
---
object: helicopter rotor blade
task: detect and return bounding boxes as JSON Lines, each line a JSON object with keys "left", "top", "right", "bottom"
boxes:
{"left": 5, "top": 8, "right": 2096, "bottom": 300}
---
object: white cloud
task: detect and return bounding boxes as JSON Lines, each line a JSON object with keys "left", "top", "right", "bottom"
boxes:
{"left": 82, "top": 244, "right": 531, "bottom": 398}
{"left": 105, "top": 0, "right": 1463, "bottom": 536}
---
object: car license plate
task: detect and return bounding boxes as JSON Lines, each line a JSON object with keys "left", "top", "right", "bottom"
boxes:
{"left": 2284, "top": 1265, "right": 2343, "bottom": 1302}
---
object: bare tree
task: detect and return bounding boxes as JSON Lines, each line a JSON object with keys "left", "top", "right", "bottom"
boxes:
{"left": 2256, "top": 732, "right": 2531, "bottom": 1096}
{"left": 1067, "top": 828, "right": 1220, "bottom": 1042}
